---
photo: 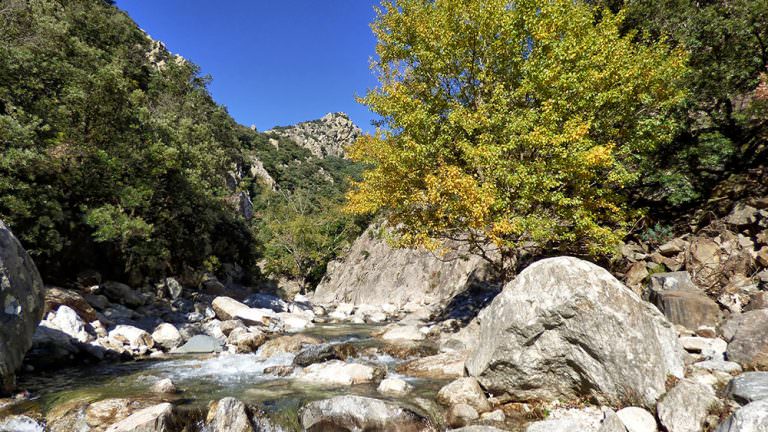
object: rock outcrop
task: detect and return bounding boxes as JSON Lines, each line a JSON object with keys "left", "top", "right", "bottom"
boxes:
{"left": 0, "top": 220, "right": 45, "bottom": 394}
{"left": 266, "top": 112, "right": 361, "bottom": 158}
{"left": 314, "top": 224, "right": 499, "bottom": 308}
{"left": 466, "top": 256, "right": 685, "bottom": 407}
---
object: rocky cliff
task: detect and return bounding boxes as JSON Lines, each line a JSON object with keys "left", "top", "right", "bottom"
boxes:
{"left": 266, "top": 112, "right": 361, "bottom": 159}
{"left": 313, "top": 225, "right": 500, "bottom": 308}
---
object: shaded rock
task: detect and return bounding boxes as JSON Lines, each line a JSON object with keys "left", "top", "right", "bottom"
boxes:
{"left": 616, "top": 407, "right": 657, "bottom": 432}
{"left": 219, "top": 320, "right": 246, "bottom": 336}
{"left": 206, "top": 397, "right": 253, "bottom": 432}
{"left": 243, "top": 293, "right": 288, "bottom": 312}
{"left": 44, "top": 287, "right": 98, "bottom": 322}
{"left": 293, "top": 343, "right": 356, "bottom": 367}
{"left": 447, "top": 404, "right": 479, "bottom": 428}
{"left": 722, "top": 310, "right": 768, "bottom": 368}
{"left": 726, "top": 372, "right": 768, "bottom": 405}
{"left": 651, "top": 290, "right": 722, "bottom": 331}
{"left": 101, "top": 281, "right": 145, "bottom": 309}
{"left": 396, "top": 351, "right": 466, "bottom": 379}
{"left": 300, "top": 395, "right": 433, "bottom": 432}
{"left": 466, "top": 257, "right": 684, "bottom": 407}
{"left": 258, "top": 334, "right": 322, "bottom": 358}
{"left": 436, "top": 378, "right": 491, "bottom": 413}
{"left": 598, "top": 409, "right": 627, "bottom": 432}
{"left": 173, "top": 335, "right": 222, "bottom": 354}
{"left": 151, "top": 324, "right": 182, "bottom": 351}
{"left": 0, "top": 220, "right": 45, "bottom": 394}
{"left": 104, "top": 402, "right": 174, "bottom": 432}
{"left": 716, "top": 399, "right": 768, "bottom": 432}
{"left": 658, "top": 379, "right": 720, "bottom": 432}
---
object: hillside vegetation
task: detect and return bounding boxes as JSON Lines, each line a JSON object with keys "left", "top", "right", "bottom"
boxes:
{"left": 0, "top": 0, "right": 363, "bottom": 288}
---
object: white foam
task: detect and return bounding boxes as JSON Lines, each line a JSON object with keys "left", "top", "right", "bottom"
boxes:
{"left": 147, "top": 353, "right": 295, "bottom": 384}
{"left": 0, "top": 416, "right": 45, "bottom": 432}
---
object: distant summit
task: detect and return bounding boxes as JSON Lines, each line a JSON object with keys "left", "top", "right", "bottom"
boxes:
{"left": 266, "top": 112, "right": 362, "bottom": 159}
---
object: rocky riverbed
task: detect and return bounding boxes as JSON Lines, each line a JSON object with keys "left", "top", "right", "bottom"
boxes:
{"left": 2, "top": 210, "right": 768, "bottom": 431}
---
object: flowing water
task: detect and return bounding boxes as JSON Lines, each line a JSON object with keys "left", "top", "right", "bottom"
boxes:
{"left": 4, "top": 324, "right": 450, "bottom": 431}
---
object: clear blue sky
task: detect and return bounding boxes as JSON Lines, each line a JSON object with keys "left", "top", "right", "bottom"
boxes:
{"left": 117, "top": 1, "right": 381, "bottom": 132}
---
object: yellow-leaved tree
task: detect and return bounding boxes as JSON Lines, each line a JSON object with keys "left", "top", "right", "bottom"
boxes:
{"left": 348, "top": 0, "right": 688, "bottom": 275}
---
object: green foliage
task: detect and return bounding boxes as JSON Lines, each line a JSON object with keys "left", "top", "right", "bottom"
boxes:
{"left": 348, "top": 0, "right": 688, "bottom": 271}
{"left": 254, "top": 189, "right": 366, "bottom": 290}
{"left": 614, "top": 0, "right": 768, "bottom": 209}
{"left": 639, "top": 223, "right": 674, "bottom": 247}
{"left": 0, "top": 0, "right": 256, "bottom": 282}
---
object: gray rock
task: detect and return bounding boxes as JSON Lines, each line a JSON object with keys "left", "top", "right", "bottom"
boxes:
{"left": 396, "top": 350, "right": 467, "bottom": 379}
{"left": 716, "top": 399, "right": 768, "bottom": 432}
{"left": 722, "top": 310, "right": 768, "bottom": 369}
{"left": 314, "top": 224, "right": 500, "bottom": 308}
{"left": 300, "top": 395, "right": 434, "bottom": 431}
{"left": 651, "top": 289, "right": 722, "bottom": 331}
{"left": 658, "top": 379, "right": 720, "bottom": 432}
{"left": 466, "top": 257, "right": 684, "bottom": 407}
{"left": 726, "top": 372, "right": 768, "bottom": 405}
{"left": 104, "top": 402, "right": 175, "bottom": 432}
{"left": 616, "top": 407, "right": 657, "bottom": 432}
{"left": 151, "top": 324, "right": 182, "bottom": 351}
{"left": 243, "top": 293, "right": 288, "bottom": 312}
{"left": 0, "top": 221, "right": 45, "bottom": 394}
{"left": 265, "top": 112, "right": 361, "bottom": 158}
{"left": 598, "top": 409, "right": 627, "bottom": 432}
{"left": 292, "top": 343, "right": 355, "bottom": 367}
{"left": 436, "top": 378, "right": 491, "bottom": 413}
{"left": 206, "top": 397, "right": 253, "bottom": 432}
{"left": 526, "top": 407, "right": 605, "bottom": 432}
{"left": 449, "top": 427, "right": 508, "bottom": 432}
{"left": 172, "top": 335, "right": 223, "bottom": 354}
{"left": 447, "top": 404, "right": 479, "bottom": 428}
{"left": 101, "top": 281, "right": 145, "bottom": 308}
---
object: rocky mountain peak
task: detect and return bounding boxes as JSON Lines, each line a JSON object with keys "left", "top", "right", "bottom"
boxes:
{"left": 266, "top": 112, "right": 362, "bottom": 159}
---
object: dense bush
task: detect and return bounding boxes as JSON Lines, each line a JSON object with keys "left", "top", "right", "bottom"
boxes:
{"left": 0, "top": 0, "right": 256, "bottom": 283}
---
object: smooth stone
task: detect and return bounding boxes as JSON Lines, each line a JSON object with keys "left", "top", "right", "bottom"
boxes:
{"left": 172, "top": 335, "right": 223, "bottom": 354}
{"left": 616, "top": 407, "right": 657, "bottom": 432}
{"left": 377, "top": 378, "right": 413, "bottom": 396}
{"left": 716, "top": 399, "right": 768, "bottom": 432}
{"left": 658, "top": 379, "right": 720, "bottom": 432}
{"left": 300, "top": 395, "right": 433, "bottom": 431}
{"left": 726, "top": 372, "right": 768, "bottom": 405}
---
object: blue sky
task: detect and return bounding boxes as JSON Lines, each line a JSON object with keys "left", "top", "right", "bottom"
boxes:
{"left": 117, "top": 1, "right": 381, "bottom": 132}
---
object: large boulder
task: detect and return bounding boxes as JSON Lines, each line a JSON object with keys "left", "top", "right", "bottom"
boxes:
{"left": 726, "top": 372, "right": 768, "bottom": 405}
{"left": 0, "top": 220, "right": 45, "bottom": 394}
{"left": 313, "top": 224, "right": 499, "bottom": 308}
{"left": 466, "top": 257, "right": 685, "bottom": 407}
{"left": 300, "top": 395, "right": 434, "bottom": 432}
{"left": 211, "top": 296, "right": 274, "bottom": 326}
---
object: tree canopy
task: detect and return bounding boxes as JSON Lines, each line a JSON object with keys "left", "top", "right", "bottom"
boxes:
{"left": 347, "top": 0, "right": 689, "bottom": 273}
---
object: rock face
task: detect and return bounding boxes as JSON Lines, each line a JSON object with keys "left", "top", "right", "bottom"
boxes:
{"left": 0, "top": 220, "right": 45, "bottom": 394}
{"left": 647, "top": 272, "right": 722, "bottom": 330}
{"left": 721, "top": 310, "right": 768, "bottom": 368}
{"left": 300, "top": 395, "right": 433, "bottom": 432}
{"left": 314, "top": 224, "right": 499, "bottom": 308}
{"left": 267, "top": 112, "right": 361, "bottom": 158}
{"left": 466, "top": 257, "right": 685, "bottom": 407}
